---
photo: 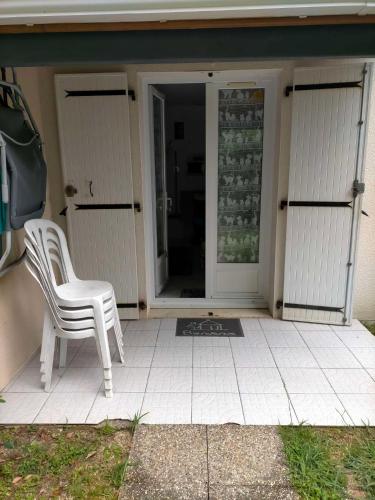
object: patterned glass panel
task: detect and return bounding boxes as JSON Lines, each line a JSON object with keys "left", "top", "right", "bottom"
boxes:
{"left": 217, "top": 88, "right": 264, "bottom": 264}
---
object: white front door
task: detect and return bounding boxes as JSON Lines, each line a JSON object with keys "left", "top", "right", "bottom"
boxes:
{"left": 206, "top": 79, "right": 276, "bottom": 302}
{"left": 150, "top": 86, "right": 169, "bottom": 295}
{"left": 55, "top": 72, "right": 139, "bottom": 319}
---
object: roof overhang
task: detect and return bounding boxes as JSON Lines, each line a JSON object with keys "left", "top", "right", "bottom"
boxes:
{"left": 1, "top": 1, "right": 375, "bottom": 26}
{"left": 1, "top": 24, "right": 375, "bottom": 66}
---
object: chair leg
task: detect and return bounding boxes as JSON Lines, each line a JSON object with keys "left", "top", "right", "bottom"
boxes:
{"left": 113, "top": 302, "right": 125, "bottom": 364}
{"left": 44, "top": 327, "right": 56, "bottom": 392}
{"left": 40, "top": 307, "right": 53, "bottom": 384}
{"left": 94, "top": 304, "right": 113, "bottom": 398}
{"left": 58, "top": 338, "right": 68, "bottom": 370}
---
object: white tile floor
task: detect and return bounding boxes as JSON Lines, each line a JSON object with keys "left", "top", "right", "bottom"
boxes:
{"left": 1, "top": 318, "right": 375, "bottom": 426}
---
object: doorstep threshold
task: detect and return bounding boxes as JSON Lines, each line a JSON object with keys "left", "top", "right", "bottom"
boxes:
{"left": 148, "top": 308, "right": 271, "bottom": 319}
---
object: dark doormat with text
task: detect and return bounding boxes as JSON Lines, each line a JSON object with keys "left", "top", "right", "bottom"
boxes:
{"left": 176, "top": 318, "right": 244, "bottom": 337}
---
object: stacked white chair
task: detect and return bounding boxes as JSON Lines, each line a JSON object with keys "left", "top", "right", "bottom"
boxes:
{"left": 24, "top": 219, "right": 125, "bottom": 398}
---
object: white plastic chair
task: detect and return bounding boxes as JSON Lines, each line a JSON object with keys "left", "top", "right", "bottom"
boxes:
{"left": 24, "top": 219, "right": 125, "bottom": 398}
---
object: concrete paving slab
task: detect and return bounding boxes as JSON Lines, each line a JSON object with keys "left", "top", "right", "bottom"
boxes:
{"left": 119, "top": 424, "right": 208, "bottom": 499}
{"left": 209, "top": 484, "right": 299, "bottom": 499}
{"left": 207, "top": 425, "right": 298, "bottom": 499}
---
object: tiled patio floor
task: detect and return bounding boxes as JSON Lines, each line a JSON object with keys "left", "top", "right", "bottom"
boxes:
{"left": 1, "top": 318, "right": 375, "bottom": 426}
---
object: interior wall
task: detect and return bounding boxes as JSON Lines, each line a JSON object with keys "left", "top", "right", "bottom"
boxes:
{"left": 14, "top": 58, "right": 375, "bottom": 328}
{"left": 0, "top": 68, "right": 51, "bottom": 390}
{"left": 164, "top": 103, "right": 205, "bottom": 204}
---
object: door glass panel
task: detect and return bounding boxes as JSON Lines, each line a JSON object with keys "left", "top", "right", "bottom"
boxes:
{"left": 217, "top": 88, "right": 264, "bottom": 263}
{"left": 153, "top": 94, "right": 165, "bottom": 258}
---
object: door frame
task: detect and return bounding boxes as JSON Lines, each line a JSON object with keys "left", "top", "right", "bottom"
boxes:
{"left": 138, "top": 69, "right": 281, "bottom": 309}
{"left": 149, "top": 85, "right": 169, "bottom": 295}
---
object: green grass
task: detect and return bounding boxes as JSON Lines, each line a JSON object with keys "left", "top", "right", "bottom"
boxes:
{"left": 112, "top": 457, "right": 134, "bottom": 489}
{"left": 129, "top": 410, "right": 148, "bottom": 435}
{"left": 0, "top": 424, "right": 133, "bottom": 499}
{"left": 279, "top": 426, "right": 347, "bottom": 499}
{"left": 362, "top": 321, "right": 375, "bottom": 336}
{"left": 280, "top": 426, "right": 375, "bottom": 500}
{"left": 344, "top": 428, "right": 375, "bottom": 499}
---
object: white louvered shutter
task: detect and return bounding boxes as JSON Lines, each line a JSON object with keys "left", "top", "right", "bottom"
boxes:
{"left": 282, "top": 64, "right": 370, "bottom": 325}
{"left": 55, "top": 73, "right": 139, "bottom": 319}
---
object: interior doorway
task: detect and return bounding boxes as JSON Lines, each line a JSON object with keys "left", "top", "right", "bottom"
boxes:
{"left": 150, "top": 83, "right": 206, "bottom": 299}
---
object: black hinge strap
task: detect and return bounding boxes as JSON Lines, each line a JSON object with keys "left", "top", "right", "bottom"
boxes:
{"left": 285, "top": 81, "right": 362, "bottom": 97}
{"left": 117, "top": 302, "right": 147, "bottom": 310}
{"left": 280, "top": 200, "right": 351, "bottom": 210}
{"left": 75, "top": 203, "right": 141, "bottom": 211}
{"left": 65, "top": 89, "right": 135, "bottom": 100}
{"left": 278, "top": 301, "right": 344, "bottom": 313}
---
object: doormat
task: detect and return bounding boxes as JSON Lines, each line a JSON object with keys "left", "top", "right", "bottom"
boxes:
{"left": 180, "top": 288, "right": 205, "bottom": 298}
{"left": 176, "top": 318, "right": 244, "bottom": 337}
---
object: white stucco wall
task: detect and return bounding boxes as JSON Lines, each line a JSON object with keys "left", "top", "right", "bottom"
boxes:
{"left": 353, "top": 68, "right": 375, "bottom": 320}
{"left": 0, "top": 68, "right": 50, "bottom": 390}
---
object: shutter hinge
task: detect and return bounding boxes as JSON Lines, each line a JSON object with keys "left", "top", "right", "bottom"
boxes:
{"left": 276, "top": 300, "right": 283, "bottom": 309}
{"left": 59, "top": 206, "right": 68, "bottom": 216}
{"left": 134, "top": 202, "right": 141, "bottom": 213}
{"left": 138, "top": 301, "right": 147, "bottom": 311}
{"left": 353, "top": 180, "right": 365, "bottom": 198}
{"left": 279, "top": 200, "right": 288, "bottom": 210}
{"left": 285, "top": 80, "right": 362, "bottom": 97}
{"left": 128, "top": 89, "right": 136, "bottom": 101}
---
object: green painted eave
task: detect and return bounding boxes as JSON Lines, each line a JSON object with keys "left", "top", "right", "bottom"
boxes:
{"left": 0, "top": 24, "right": 374, "bottom": 66}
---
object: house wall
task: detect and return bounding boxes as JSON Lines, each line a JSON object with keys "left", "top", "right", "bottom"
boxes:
{"left": 353, "top": 68, "right": 375, "bottom": 320}
{"left": 0, "top": 68, "right": 51, "bottom": 390}
{"left": 5, "top": 59, "right": 373, "bottom": 358}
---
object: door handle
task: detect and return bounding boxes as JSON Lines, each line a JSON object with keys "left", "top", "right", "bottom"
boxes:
{"left": 166, "top": 197, "right": 173, "bottom": 213}
{"left": 65, "top": 184, "right": 78, "bottom": 197}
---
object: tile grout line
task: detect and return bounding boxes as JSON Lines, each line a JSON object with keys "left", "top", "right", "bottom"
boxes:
{"left": 295, "top": 325, "right": 355, "bottom": 426}
{"left": 262, "top": 325, "right": 298, "bottom": 425}
{"left": 83, "top": 327, "right": 123, "bottom": 423}
{"left": 330, "top": 338, "right": 375, "bottom": 423}
{"left": 139, "top": 323, "right": 161, "bottom": 418}
{"left": 32, "top": 391, "right": 53, "bottom": 424}
{"left": 85, "top": 382, "right": 103, "bottom": 424}
{"left": 347, "top": 344, "right": 374, "bottom": 372}
{"left": 32, "top": 339, "right": 81, "bottom": 424}
{"left": 229, "top": 335, "right": 245, "bottom": 424}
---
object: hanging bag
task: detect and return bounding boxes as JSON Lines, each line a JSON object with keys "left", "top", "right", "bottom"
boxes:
{"left": 0, "top": 104, "right": 46, "bottom": 230}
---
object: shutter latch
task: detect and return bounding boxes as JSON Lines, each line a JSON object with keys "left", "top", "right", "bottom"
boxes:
{"left": 353, "top": 180, "right": 365, "bottom": 198}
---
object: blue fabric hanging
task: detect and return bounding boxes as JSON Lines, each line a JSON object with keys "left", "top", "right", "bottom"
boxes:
{"left": 0, "top": 171, "right": 6, "bottom": 235}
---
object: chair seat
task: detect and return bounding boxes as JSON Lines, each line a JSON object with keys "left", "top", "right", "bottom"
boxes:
{"left": 58, "top": 280, "right": 113, "bottom": 300}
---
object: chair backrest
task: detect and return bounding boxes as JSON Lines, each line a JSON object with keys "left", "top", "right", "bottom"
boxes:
{"left": 25, "top": 244, "right": 96, "bottom": 334}
{"left": 24, "top": 219, "right": 76, "bottom": 287}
